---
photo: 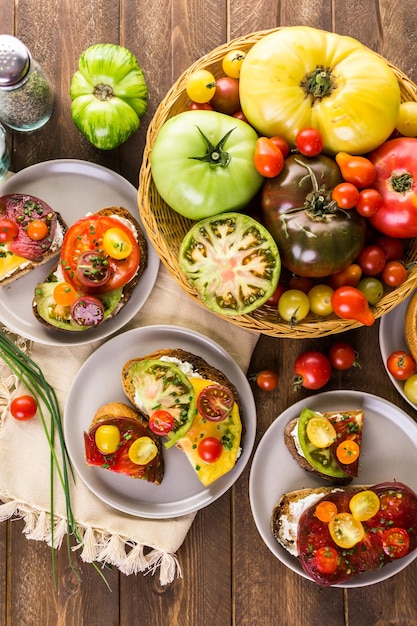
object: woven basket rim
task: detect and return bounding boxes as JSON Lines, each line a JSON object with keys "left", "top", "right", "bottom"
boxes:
{"left": 138, "top": 28, "right": 417, "bottom": 339}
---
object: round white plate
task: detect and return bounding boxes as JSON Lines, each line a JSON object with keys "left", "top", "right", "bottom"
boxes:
{"left": 64, "top": 325, "right": 256, "bottom": 518}
{"left": 249, "top": 390, "right": 417, "bottom": 587}
{"left": 379, "top": 292, "right": 417, "bottom": 409}
{"left": 0, "top": 159, "right": 159, "bottom": 345}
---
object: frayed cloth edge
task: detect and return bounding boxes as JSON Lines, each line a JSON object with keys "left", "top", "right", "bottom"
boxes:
{"left": 0, "top": 498, "right": 183, "bottom": 585}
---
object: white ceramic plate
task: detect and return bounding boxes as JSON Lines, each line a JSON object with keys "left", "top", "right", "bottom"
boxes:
{"left": 63, "top": 325, "right": 256, "bottom": 518}
{"left": 379, "top": 292, "right": 417, "bottom": 409}
{"left": 249, "top": 390, "right": 417, "bottom": 587}
{"left": 0, "top": 159, "right": 159, "bottom": 345}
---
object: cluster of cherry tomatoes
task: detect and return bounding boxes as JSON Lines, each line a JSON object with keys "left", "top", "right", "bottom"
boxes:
{"left": 253, "top": 341, "right": 359, "bottom": 393}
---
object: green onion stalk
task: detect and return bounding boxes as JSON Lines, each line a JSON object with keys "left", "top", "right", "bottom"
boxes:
{"left": 0, "top": 330, "right": 108, "bottom": 587}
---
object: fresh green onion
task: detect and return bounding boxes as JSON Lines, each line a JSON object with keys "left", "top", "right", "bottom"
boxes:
{"left": 0, "top": 331, "right": 109, "bottom": 587}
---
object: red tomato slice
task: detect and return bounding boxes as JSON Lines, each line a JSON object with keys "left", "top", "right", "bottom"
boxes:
{"left": 197, "top": 384, "right": 234, "bottom": 421}
{"left": 60, "top": 215, "right": 139, "bottom": 292}
{"left": 382, "top": 527, "right": 410, "bottom": 559}
{"left": 148, "top": 410, "right": 175, "bottom": 436}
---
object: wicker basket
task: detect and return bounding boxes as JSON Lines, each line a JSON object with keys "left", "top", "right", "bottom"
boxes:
{"left": 138, "top": 28, "right": 417, "bottom": 339}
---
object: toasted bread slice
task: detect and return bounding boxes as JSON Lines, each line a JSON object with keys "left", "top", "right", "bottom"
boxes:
{"left": 284, "top": 409, "right": 364, "bottom": 485}
{"left": 32, "top": 206, "right": 147, "bottom": 332}
{"left": 84, "top": 401, "right": 164, "bottom": 483}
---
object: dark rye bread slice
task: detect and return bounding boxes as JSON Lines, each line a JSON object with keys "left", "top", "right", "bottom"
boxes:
{"left": 86, "top": 401, "right": 164, "bottom": 484}
{"left": 0, "top": 212, "right": 68, "bottom": 287}
{"left": 271, "top": 485, "right": 365, "bottom": 555}
{"left": 284, "top": 416, "right": 353, "bottom": 485}
{"left": 32, "top": 206, "right": 148, "bottom": 332}
{"left": 121, "top": 347, "right": 244, "bottom": 444}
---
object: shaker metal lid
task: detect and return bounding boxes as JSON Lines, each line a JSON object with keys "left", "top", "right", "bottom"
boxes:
{"left": 0, "top": 35, "right": 30, "bottom": 87}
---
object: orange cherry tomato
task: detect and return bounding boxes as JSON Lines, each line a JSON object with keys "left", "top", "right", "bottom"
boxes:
{"left": 331, "top": 182, "right": 360, "bottom": 209}
{"left": 53, "top": 282, "right": 78, "bottom": 306}
{"left": 315, "top": 500, "right": 338, "bottom": 523}
{"left": 328, "top": 264, "right": 362, "bottom": 290}
{"left": 255, "top": 370, "right": 279, "bottom": 391}
{"left": 336, "top": 439, "right": 360, "bottom": 464}
{"left": 27, "top": 219, "right": 49, "bottom": 240}
{"left": 254, "top": 137, "right": 285, "bottom": 178}
{"left": 335, "top": 152, "right": 377, "bottom": 188}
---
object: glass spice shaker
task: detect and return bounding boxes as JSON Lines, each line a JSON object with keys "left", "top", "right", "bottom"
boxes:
{"left": 0, "top": 35, "right": 54, "bottom": 131}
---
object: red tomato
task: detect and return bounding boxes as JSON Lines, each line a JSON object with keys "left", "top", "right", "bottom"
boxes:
{"left": 382, "top": 527, "right": 410, "bottom": 559}
{"left": 197, "top": 384, "right": 235, "bottom": 421}
{"left": 315, "top": 546, "right": 339, "bottom": 574}
{"left": 295, "top": 127, "right": 323, "bottom": 156}
{"left": 356, "top": 188, "right": 382, "bottom": 217}
{"left": 254, "top": 137, "right": 284, "bottom": 178}
{"left": 61, "top": 215, "right": 140, "bottom": 293}
{"left": 387, "top": 350, "right": 416, "bottom": 380}
{"left": 288, "top": 275, "right": 315, "bottom": 294}
{"left": 328, "top": 264, "right": 362, "bottom": 289}
{"left": 293, "top": 350, "right": 332, "bottom": 390}
{"left": 331, "top": 182, "right": 360, "bottom": 209}
{"left": 148, "top": 410, "right": 175, "bottom": 435}
{"left": 197, "top": 437, "right": 222, "bottom": 463}
{"left": 331, "top": 286, "right": 375, "bottom": 326}
{"left": 188, "top": 101, "right": 214, "bottom": 111}
{"left": 373, "top": 234, "right": 404, "bottom": 262}
{"left": 265, "top": 282, "right": 286, "bottom": 306}
{"left": 335, "top": 152, "right": 377, "bottom": 188}
{"left": 328, "top": 342, "right": 358, "bottom": 370}
{"left": 232, "top": 110, "right": 249, "bottom": 123}
{"left": 0, "top": 217, "right": 19, "bottom": 243}
{"left": 269, "top": 136, "right": 290, "bottom": 158}
{"left": 210, "top": 77, "right": 241, "bottom": 115}
{"left": 368, "top": 138, "right": 417, "bottom": 238}
{"left": 357, "top": 245, "right": 386, "bottom": 276}
{"left": 381, "top": 260, "right": 408, "bottom": 287}
{"left": 10, "top": 395, "right": 38, "bottom": 420}
{"left": 255, "top": 370, "right": 279, "bottom": 391}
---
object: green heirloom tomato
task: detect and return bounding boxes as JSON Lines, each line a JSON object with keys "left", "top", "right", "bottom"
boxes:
{"left": 150, "top": 110, "right": 264, "bottom": 220}
{"left": 70, "top": 44, "right": 148, "bottom": 150}
{"left": 179, "top": 212, "right": 281, "bottom": 315}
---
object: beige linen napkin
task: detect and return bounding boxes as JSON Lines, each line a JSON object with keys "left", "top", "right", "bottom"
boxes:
{"left": 0, "top": 264, "right": 259, "bottom": 584}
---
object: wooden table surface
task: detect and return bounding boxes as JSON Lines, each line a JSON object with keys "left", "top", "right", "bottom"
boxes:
{"left": 2, "top": 1, "right": 417, "bottom": 624}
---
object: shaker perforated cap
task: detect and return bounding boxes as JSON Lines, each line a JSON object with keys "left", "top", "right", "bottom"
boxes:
{"left": 0, "top": 35, "right": 30, "bottom": 87}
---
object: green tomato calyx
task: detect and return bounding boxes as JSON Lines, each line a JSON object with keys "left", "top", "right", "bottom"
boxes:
{"left": 390, "top": 172, "right": 413, "bottom": 193}
{"left": 302, "top": 66, "right": 335, "bottom": 100}
{"left": 189, "top": 126, "right": 235, "bottom": 167}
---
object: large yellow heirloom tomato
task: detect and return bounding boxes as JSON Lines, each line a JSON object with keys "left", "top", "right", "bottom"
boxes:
{"left": 239, "top": 27, "right": 401, "bottom": 155}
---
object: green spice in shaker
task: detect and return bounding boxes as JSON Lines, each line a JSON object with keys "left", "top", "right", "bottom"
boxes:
{"left": 0, "top": 35, "right": 54, "bottom": 131}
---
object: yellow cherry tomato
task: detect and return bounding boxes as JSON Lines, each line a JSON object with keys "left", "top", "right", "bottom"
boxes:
{"left": 102, "top": 227, "right": 133, "bottom": 260}
{"left": 349, "top": 490, "right": 380, "bottom": 521}
{"left": 222, "top": 49, "right": 246, "bottom": 78}
{"left": 27, "top": 219, "right": 49, "bottom": 241}
{"left": 53, "top": 282, "right": 78, "bottom": 306}
{"left": 328, "top": 512, "right": 365, "bottom": 548}
{"left": 306, "top": 416, "right": 337, "bottom": 448}
{"left": 128, "top": 436, "right": 158, "bottom": 465}
{"left": 95, "top": 424, "right": 121, "bottom": 455}
{"left": 186, "top": 69, "right": 216, "bottom": 103}
{"left": 308, "top": 284, "right": 334, "bottom": 316}
{"left": 395, "top": 101, "right": 417, "bottom": 137}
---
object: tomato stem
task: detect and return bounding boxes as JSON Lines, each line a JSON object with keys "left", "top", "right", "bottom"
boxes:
{"left": 189, "top": 126, "right": 235, "bottom": 167}
{"left": 302, "top": 66, "right": 334, "bottom": 99}
{"left": 93, "top": 83, "right": 114, "bottom": 101}
{"left": 390, "top": 172, "right": 413, "bottom": 193}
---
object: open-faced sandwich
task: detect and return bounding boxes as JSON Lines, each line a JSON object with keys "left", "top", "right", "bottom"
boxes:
{"left": 0, "top": 193, "right": 67, "bottom": 286}
{"left": 121, "top": 348, "right": 243, "bottom": 486}
{"left": 84, "top": 401, "right": 164, "bottom": 483}
{"left": 284, "top": 408, "right": 364, "bottom": 484}
{"left": 32, "top": 206, "right": 147, "bottom": 332}
{"left": 271, "top": 481, "right": 417, "bottom": 586}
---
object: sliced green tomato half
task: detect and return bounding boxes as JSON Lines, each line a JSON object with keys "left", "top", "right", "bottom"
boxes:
{"left": 179, "top": 212, "right": 281, "bottom": 316}
{"left": 123, "top": 359, "right": 196, "bottom": 448}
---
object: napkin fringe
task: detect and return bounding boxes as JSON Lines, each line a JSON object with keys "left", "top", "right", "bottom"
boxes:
{"left": 0, "top": 498, "right": 182, "bottom": 585}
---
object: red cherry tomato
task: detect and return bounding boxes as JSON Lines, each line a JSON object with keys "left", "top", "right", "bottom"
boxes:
{"left": 255, "top": 370, "right": 279, "bottom": 391}
{"left": 197, "top": 437, "right": 223, "bottom": 463}
{"left": 374, "top": 234, "right": 404, "bottom": 262}
{"left": 355, "top": 188, "right": 382, "bottom": 217}
{"left": 328, "top": 342, "right": 359, "bottom": 370}
{"left": 197, "top": 384, "right": 235, "bottom": 421}
{"left": 387, "top": 350, "right": 416, "bottom": 380}
{"left": 381, "top": 260, "right": 408, "bottom": 287}
{"left": 315, "top": 546, "right": 339, "bottom": 574}
{"left": 288, "top": 275, "right": 315, "bottom": 294}
{"left": 328, "top": 264, "right": 362, "bottom": 289}
{"left": 254, "top": 137, "right": 285, "bottom": 178}
{"left": 331, "top": 182, "right": 360, "bottom": 209}
{"left": 331, "top": 286, "right": 375, "bottom": 326}
{"left": 357, "top": 245, "right": 386, "bottom": 276}
{"left": 148, "top": 410, "right": 175, "bottom": 435}
{"left": 269, "top": 136, "right": 290, "bottom": 158}
{"left": 382, "top": 527, "right": 410, "bottom": 559}
{"left": 293, "top": 350, "right": 332, "bottom": 390}
{"left": 295, "top": 127, "right": 324, "bottom": 157}
{"left": 232, "top": 110, "right": 249, "bottom": 123}
{"left": 10, "top": 395, "right": 38, "bottom": 420}
{"left": 0, "top": 218, "right": 19, "bottom": 243}
{"left": 188, "top": 101, "right": 214, "bottom": 111}
{"left": 265, "top": 282, "right": 286, "bottom": 306}
{"left": 210, "top": 77, "right": 241, "bottom": 115}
